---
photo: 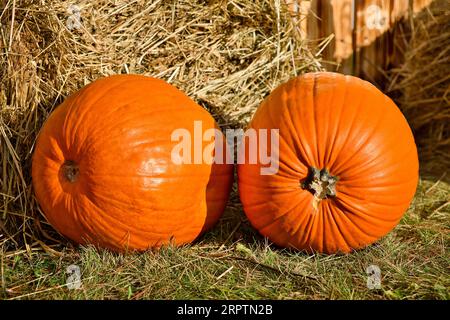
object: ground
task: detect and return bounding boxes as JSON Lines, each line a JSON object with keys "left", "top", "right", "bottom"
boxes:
{"left": 1, "top": 169, "right": 448, "bottom": 300}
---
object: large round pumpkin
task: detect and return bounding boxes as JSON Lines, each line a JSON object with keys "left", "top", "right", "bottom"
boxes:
{"left": 32, "top": 74, "right": 233, "bottom": 252}
{"left": 237, "top": 72, "right": 418, "bottom": 254}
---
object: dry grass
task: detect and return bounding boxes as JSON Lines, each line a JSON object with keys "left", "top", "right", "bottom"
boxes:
{"left": 389, "top": 0, "right": 450, "bottom": 172}
{"left": 1, "top": 175, "right": 448, "bottom": 300}
{"left": 0, "top": 0, "right": 322, "bottom": 252}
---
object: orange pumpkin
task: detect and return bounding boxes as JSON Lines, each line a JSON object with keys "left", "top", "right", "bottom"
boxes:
{"left": 237, "top": 72, "right": 418, "bottom": 254}
{"left": 32, "top": 74, "right": 233, "bottom": 252}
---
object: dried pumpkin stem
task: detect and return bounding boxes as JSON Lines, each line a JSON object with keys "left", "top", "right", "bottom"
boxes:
{"left": 302, "top": 167, "right": 338, "bottom": 209}
{"left": 62, "top": 160, "right": 79, "bottom": 183}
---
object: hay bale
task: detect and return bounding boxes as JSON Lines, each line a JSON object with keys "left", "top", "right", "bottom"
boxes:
{"left": 0, "top": 0, "right": 322, "bottom": 251}
{"left": 388, "top": 0, "right": 450, "bottom": 172}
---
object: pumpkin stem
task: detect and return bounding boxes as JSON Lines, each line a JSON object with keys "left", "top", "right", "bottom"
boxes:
{"left": 62, "top": 160, "right": 79, "bottom": 183}
{"left": 302, "top": 167, "right": 338, "bottom": 209}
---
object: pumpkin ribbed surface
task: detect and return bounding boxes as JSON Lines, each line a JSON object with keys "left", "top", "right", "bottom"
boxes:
{"left": 32, "top": 74, "right": 233, "bottom": 251}
{"left": 237, "top": 72, "right": 418, "bottom": 253}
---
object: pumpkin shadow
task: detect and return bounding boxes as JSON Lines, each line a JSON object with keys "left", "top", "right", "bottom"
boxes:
{"left": 419, "top": 161, "right": 450, "bottom": 185}
{"left": 198, "top": 168, "right": 262, "bottom": 246}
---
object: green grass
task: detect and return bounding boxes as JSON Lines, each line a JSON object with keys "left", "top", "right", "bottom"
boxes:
{"left": 1, "top": 173, "right": 449, "bottom": 300}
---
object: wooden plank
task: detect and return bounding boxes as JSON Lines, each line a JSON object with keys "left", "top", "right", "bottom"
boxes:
{"left": 354, "top": 0, "right": 391, "bottom": 82}
{"left": 330, "top": 0, "right": 353, "bottom": 62}
{"left": 286, "top": 0, "right": 312, "bottom": 39}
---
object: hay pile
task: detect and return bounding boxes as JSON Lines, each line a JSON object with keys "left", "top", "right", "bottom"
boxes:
{"left": 0, "top": 0, "right": 322, "bottom": 251}
{"left": 388, "top": 0, "right": 450, "bottom": 171}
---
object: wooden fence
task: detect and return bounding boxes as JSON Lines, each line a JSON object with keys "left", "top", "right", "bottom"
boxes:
{"left": 286, "top": 0, "right": 433, "bottom": 84}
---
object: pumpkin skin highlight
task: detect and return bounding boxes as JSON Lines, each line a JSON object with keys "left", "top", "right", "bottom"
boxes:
{"left": 237, "top": 72, "right": 419, "bottom": 254}
{"left": 32, "top": 74, "right": 233, "bottom": 252}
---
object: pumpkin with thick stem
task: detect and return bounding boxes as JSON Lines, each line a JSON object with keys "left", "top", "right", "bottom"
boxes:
{"left": 237, "top": 72, "right": 419, "bottom": 254}
{"left": 32, "top": 74, "right": 233, "bottom": 252}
